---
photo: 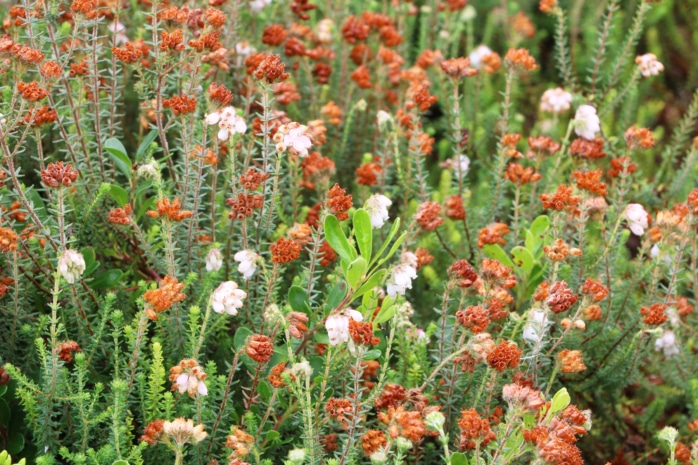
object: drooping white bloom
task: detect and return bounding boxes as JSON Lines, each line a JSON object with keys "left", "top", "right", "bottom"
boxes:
{"left": 623, "top": 203, "right": 649, "bottom": 236}
{"left": 636, "top": 54, "right": 664, "bottom": 77}
{"left": 376, "top": 110, "right": 392, "bottom": 130}
{"left": 523, "top": 310, "right": 549, "bottom": 343}
{"left": 655, "top": 329, "right": 679, "bottom": 358}
{"left": 325, "top": 308, "right": 363, "bottom": 346}
{"left": 273, "top": 122, "right": 312, "bottom": 157}
{"left": 108, "top": 21, "right": 128, "bottom": 45}
{"left": 469, "top": 45, "right": 493, "bottom": 70}
{"left": 175, "top": 373, "right": 208, "bottom": 396}
{"left": 386, "top": 263, "right": 417, "bottom": 298}
{"left": 137, "top": 161, "right": 160, "bottom": 180}
{"left": 205, "top": 106, "right": 247, "bottom": 142}
{"left": 162, "top": 418, "right": 208, "bottom": 445}
{"left": 206, "top": 248, "right": 223, "bottom": 272}
{"left": 316, "top": 19, "right": 334, "bottom": 44}
{"left": 233, "top": 250, "right": 259, "bottom": 279}
{"left": 540, "top": 88, "right": 573, "bottom": 114}
{"left": 248, "top": 0, "right": 271, "bottom": 13}
{"left": 573, "top": 104, "right": 601, "bottom": 140}
{"left": 364, "top": 194, "right": 392, "bottom": 228}
{"left": 58, "top": 250, "right": 86, "bottom": 284}
{"left": 211, "top": 281, "right": 247, "bottom": 315}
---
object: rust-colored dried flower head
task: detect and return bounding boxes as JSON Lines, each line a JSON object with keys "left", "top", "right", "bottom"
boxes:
{"left": 377, "top": 405, "right": 426, "bottom": 442}
{"left": 581, "top": 278, "right": 609, "bottom": 302}
{"left": 262, "top": 24, "right": 288, "bottom": 46}
{"left": 348, "top": 319, "right": 380, "bottom": 346}
{"left": 326, "top": 397, "right": 353, "bottom": 427}
{"left": 487, "top": 341, "right": 522, "bottom": 371}
{"left": 287, "top": 311, "right": 308, "bottom": 339}
{"left": 505, "top": 162, "right": 542, "bottom": 185}
{"left": 268, "top": 362, "right": 293, "bottom": 387}
{"left": 108, "top": 204, "right": 132, "bottom": 225}
{"left": 505, "top": 48, "right": 538, "bottom": 72}
{"left": 245, "top": 334, "right": 274, "bottom": 363}
{"left": 146, "top": 198, "right": 193, "bottom": 222}
{"left": 270, "top": 237, "right": 302, "bottom": 263}
{"left": 0, "top": 227, "right": 19, "bottom": 254}
{"left": 410, "top": 84, "right": 438, "bottom": 112}
{"left": 570, "top": 138, "right": 606, "bottom": 159}
{"left": 640, "top": 303, "right": 668, "bottom": 325}
{"left": 141, "top": 419, "right": 165, "bottom": 445}
{"left": 341, "top": 15, "right": 370, "bottom": 43}
{"left": 239, "top": 168, "right": 269, "bottom": 191}
{"left": 226, "top": 427, "right": 255, "bottom": 457}
{"left": 208, "top": 82, "right": 233, "bottom": 106}
{"left": 288, "top": 223, "right": 313, "bottom": 245}
{"left": 482, "top": 258, "right": 516, "bottom": 289}
{"left": 456, "top": 305, "right": 490, "bottom": 333}
{"left": 415, "top": 201, "right": 444, "bottom": 231}
{"left": 40, "top": 61, "right": 62, "bottom": 79}
{"left": 546, "top": 281, "right": 578, "bottom": 313}
{"left": 543, "top": 238, "right": 570, "bottom": 262}
{"left": 355, "top": 162, "right": 382, "bottom": 186}
{"left": 502, "top": 383, "right": 545, "bottom": 411}
{"left": 361, "top": 430, "right": 387, "bottom": 455}
{"left": 573, "top": 169, "right": 607, "bottom": 196}
{"left": 608, "top": 156, "right": 637, "bottom": 178}
{"left": 440, "top": 57, "right": 477, "bottom": 79}
{"left": 445, "top": 195, "right": 466, "bottom": 220}
{"left": 253, "top": 53, "right": 289, "bottom": 83}
{"left": 478, "top": 223, "right": 510, "bottom": 248}
{"left": 144, "top": 275, "right": 186, "bottom": 320}
{"left": 539, "top": 0, "right": 558, "bottom": 13}
{"left": 449, "top": 260, "right": 479, "bottom": 288}
{"left": 458, "top": 409, "right": 496, "bottom": 450}
{"left": 540, "top": 185, "right": 581, "bottom": 211}
{"left": 56, "top": 340, "right": 81, "bottom": 362}
{"left": 624, "top": 126, "right": 655, "bottom": 149}
{"left": 17, "top": 81, "right": 48, "bottom": 102}
{"left": 41, "top": 161, "right": 79, "bottom": 188}
{"left": 319, "top": 240, "right": 338, "bottom": 267}
{"left": 557, "top": 349, "right": 586, "bottom": 373}
{"left": 163, "top": 94, "right": 197, "bottom": 116}
{"left": 227, "top": 193, "right": 264, "bottom": 220}
{"left": 321, "top": 101, "right": 343, "bottom": 125}
{"left": 112, "top": 42, "right": 145, "bottom": 64}
{"left": 326, "top": 183, "right": 353, "bottom": 221}
{"left": 160, "top": 29, "right": 185, "bottom": 52}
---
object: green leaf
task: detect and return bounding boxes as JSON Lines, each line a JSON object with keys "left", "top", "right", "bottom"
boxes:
{"left": 353, "top": 209, "right": 373, "bottom": 262}
{"left": 288, "top": 286, "right": 310, "bottom": 313}
{"left": 551, "top": 387, "right": 571, "bottom": 414}
{"left": 352, "top": 270, "right": 387, "bottom": 302}
{"left": 530, "top": 215, "right": 550, "bottom": 239}
{"left": 6, "top": 432, "right": 24, "bottom": 455}
{"left": 326, "top": 280, "right": 348, "bottom": 312}
{"left": 346, "top": 257, "right": 368, "bottom": 290}
{"left": 511, "top": 246, "right": 535, "bottom": 274}
{"left": 0, "top": 398, "right": 9, "bottom": 425}
{"left": 377, "top": 231, "right": 407, "bottom": 267}
{"left": 362, "top": 349, "right": 382, "bottom": 360}
{"left": 108, "top": 184, "right": 129, "bottom": 207}
{"left": 257, "top": 381, "right": 272, "bottom": 401}
{"left": 80, "top": 248, "right": 99, "bottom": 276}
{"left": 234, "top": 327, "right": 253, "bottom": 352}
{"left": 104, "top": 138, "right": 132, "bottom": 179}
{"left": 24, "top": 188, "right": 48, "bottom": 223}
{"left": 113, "top": 461, "right": 130, "bottom": 465}
{"left": 371, "top": 218, "right": 401, "bottom": 267}
{"left": 373, "top": 304, "right": 395, "bottom": 325}
{"left": 324, "top": 215, "right": 357, "bottom": 263}
{"left": 90, "top": 269, "right": 123, "bottom": 289}
{"left": 135, "top": 129, "right": 158, "bottom": 162}
{"left": 482, "top": 244, "right": 515, "bottom": 269}
{"left": 450, "top": 452, "right": 468, "bottom": 465}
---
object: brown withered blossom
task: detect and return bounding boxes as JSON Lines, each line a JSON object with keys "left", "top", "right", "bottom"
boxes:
{"left": 268, "top": 362, "right": 293, "bottom": 388}
{"left": 141, "top": 419, "right": 165, "bottom": 444}
{"left": 640, "top": 303, "right": 668, "bottom": 325}
{"left": 487, "top": 341, "right": 522, "bottom": 371}
{"left": 160, "top": 29, "right": 185, "bottom": 52}
{"left": 144, "top": 275, "right": 186, "bottom": 320}
{"left": 350, "top": 65, "right": 372, "bottom": 88}
{"left": 227, "top": 193, "right": 264, "bottom": 220}
{"left": 482, "top": 258, "right": 516, "bottom": 289}
{"left": 355, "top": 162, "right": 382, "bottom": 186}
{"left": 319, "top": 241, "right": 338, "bottom": 267}
{"left": 147, "top": 198, "right": 193, "bottom": 222}
{"left": 287, "top": 311, "right": 308, "bottom": 339}
{"left": 440, "top": 57, "right": 477, "bottom": 79}
{"left": 557, "top": 349, "right": 587, "bottom": 373}
{"left": 112, "top": 42, "right": 145, "bottom": 64}
{"left": 458, "top": 409, "right": 496, "bottom": 450}
{"left": 41, "top": 161, "right": 79, "bottom": 188}
{"left": 107, "top": 205, "right": 132, "bottom": 225}
{"left": 608, "top": 157, "right": 637, "bottom": 178}
{"left": 570, "top": 138, "right": 605, "bottom": 159}
{"left": 540, "top": 185, "right": 581, "bottom": 211}
{"left": 239, "top": 168, "right": 269, "bottom": 191}
{"left": 445, "top": 195, "right": 466, "bottom": 220}
{"left": 478, "top": 223, "right": 510, "bottom": 248}
{"left": 546, "top": 281, "right": 579, "bottom": 313}
{"left": 56, "top": 340, "right": 81, "bottom": 362}
{"left": 163, "top": 94, "right": 197, "bottom": 116}
{"left": 505, "top": 48, "right": 538, "bottom": 72}
{"left": 245, "top": 334, "right": 274, "bottom": 363}
{"left": 208, "top": 82, "right": 233, "bottom": 106}
{"left": 17, "top": 81, "right": 48, "bottom": 102}
{"left": 326, "top": 183, "right": 353, "bottom": 221}
{"left": 457, "top": 305, "right": 490, "bottom": 333}
{"left": 253, "top": 53, "right": 289, "bottom": 83}
{"left": 326, "top": 398, "right": 353, "bottom": 427}
{"left": 415, "top": 201, "right": 444, "bottom": 231}
{"left": 40, "top": 61, "right": 62, "bottom": 79}
{"left": 624, "top": 126, "right": 655, "bottom": 149}
{"left": 321, "top": 101, "right": 342, "bottom": 125}
{"left": 262, "top": 24, "right": 288, "bottom": 46}
{"left": 505, "top": 163, "right": 542, "bottom": 185}
{"left": 342, "top": 15, "right": 370, "bottom": 43}
{"left": 543, "top": 238, "right": 570, "bottom": 262}
{"left": 270, "top": 237, "right": 302, "bottom": 263}
{"left": 573, "top": 170, "right": 607, "bottom": 196}
{"left": 348, "top": 319, "right": 380, "bottom": 346}
{"left": 361, "top": 430, "right": 387, "bottom": 455}
{"left": 377, "top": 405, "right": 427, "bottom": 442}
{"left": 540, "top": 0, "right": 558, "bottom": 13}
{"left": 581, "top": 278, "right": 609, "bottom": 302}
{"left": 24, "top": 105, "right": 58, "bottom": 127}
{"left": 448, "top": 260, "right": 479, "bottom": 288}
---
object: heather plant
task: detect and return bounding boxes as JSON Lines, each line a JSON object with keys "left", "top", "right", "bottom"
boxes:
{"left": 0, "top": 0, "right": 698, "bottom": 464}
